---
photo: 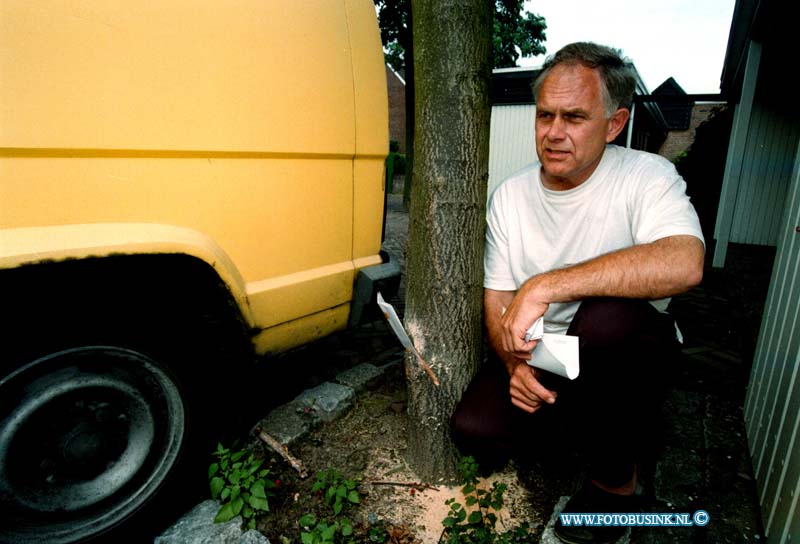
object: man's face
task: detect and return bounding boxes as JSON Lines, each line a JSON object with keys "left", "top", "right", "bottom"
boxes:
{"left": 535, "top": 63, "right": 628, "bottom": 190}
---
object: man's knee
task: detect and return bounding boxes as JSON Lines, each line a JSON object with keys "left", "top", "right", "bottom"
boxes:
{"left": 568, "top": 297, "right": 670, "bottom": 349}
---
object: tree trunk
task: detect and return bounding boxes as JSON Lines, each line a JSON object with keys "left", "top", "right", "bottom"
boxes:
{"left": 402, "top": 5, "right": 414, "bottom": 210}
{"left": 404, "top": 0, "right": 492, "bottom": 483}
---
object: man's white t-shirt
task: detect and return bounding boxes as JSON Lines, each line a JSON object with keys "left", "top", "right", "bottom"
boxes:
{"left": 484, "top": 145, "right": 704, "bottom": 334}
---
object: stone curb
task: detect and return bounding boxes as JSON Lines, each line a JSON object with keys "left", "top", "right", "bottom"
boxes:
{"left": 257, "top": 361, "right": 397, "bottom": 446}
{"left": 155, "top": 500, "right": 270, "bottom": 544}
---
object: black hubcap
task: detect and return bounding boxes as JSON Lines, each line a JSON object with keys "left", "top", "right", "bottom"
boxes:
{"left": 0, "top": 347, "right": 184, "bottom": 543}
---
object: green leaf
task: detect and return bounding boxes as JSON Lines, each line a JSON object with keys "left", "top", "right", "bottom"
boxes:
{"left": 347, "top": 490, "right": 360, "bottom": 504}
{"left": 252, "top": 483, "right": 267, "bottom": 499}
{"left": 208, "top": 463, "right": 219, "bottom": 479}
{"left": 465, "top": 496, "right": 478, "bottom": 506}
{"left": 230, "top": 471, "right": 242, "bottom": 485}
{"left": 341, "top": 519, "right": 353, "bottom": 536}
{"left": 230, "top": 496, "right": 244, "bottom": 517}
{"left": 249, "top": 495, "right": 269, "bottom": 511}
{"left": 299, "top": 513, "right": 317, "bottom": 527}
{"left": 301, "top": 533, "right": 314, "bottom": 544}
{"left": 336, "top": 484, "right": 347, "bottom": 498}
{"left": 220, "top": 488, "right": 230, "bottom": 501}
{"left": 230, "top": 485, "right": 241, "bottom": 501}
{"left": 333, "top": 501, "right": 343, "bottom": 515}
{"left": 231, "top": 451, "right": 246, "bottom": 462}
{"left": 322, "top": 524, "right": 336, "bottom": 540}
{"left": 247, "top": 517, "right": 256, "bottom": 530}
{"left": 209, "top": 476, "right": 225, "bottom": 500}
{"left": 462, "top": 483, "right": 475, "bottom": 494}
{"left": 214, "top": 502, "right": 237, "bottom": 523}
{"left": 468, "top": 511, "right": 482, "bottom": 524}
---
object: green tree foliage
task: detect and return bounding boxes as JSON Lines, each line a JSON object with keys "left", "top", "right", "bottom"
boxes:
{"left": 374, "top": 0, "right": 410, "bottom": 73}
{"left": 374, "top": 0, "right": 547, "bottom": 71}
{"left": 492, "top": 0, "right": 546, "bottom": 68}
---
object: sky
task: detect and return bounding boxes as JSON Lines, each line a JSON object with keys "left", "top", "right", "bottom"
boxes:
{"left": 519, "top": 0, "right": 737, "bottom": 94}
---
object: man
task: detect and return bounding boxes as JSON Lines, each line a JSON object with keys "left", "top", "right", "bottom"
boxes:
{"left": 451, "top": 42, "right": 705, "bottom": 544}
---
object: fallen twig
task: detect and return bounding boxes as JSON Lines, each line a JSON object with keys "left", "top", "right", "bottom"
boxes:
{"left": 253, "top": 426, "right": 308, "bottom": 479}
{"left": 369, "top": 480, "right": 439, "bottom": 492}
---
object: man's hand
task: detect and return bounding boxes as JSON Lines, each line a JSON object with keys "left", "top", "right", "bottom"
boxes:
{"left": 499, "top": 280, "right": 549, "bottom": 359}
{"left": 485, "top": 289, "right": 557, "bottom": 413}
{"left": 508, "top": 359, "right": 557, "bottom": 413}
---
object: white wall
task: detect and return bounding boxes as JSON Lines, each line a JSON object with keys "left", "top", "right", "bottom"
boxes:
{"left": 488, "top": 104, "right": 537, "bottom": 197}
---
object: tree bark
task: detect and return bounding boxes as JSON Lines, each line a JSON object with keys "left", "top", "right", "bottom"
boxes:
{"left": 402, "top": 5, "right": 414, "bottom": 210}
{"left": 404, "top": 0, "right": 492, "bottom": 483}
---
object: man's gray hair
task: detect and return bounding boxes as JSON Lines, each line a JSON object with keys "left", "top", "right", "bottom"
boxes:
{"left": 532, "top": 42, "right": 636, "bottom": 118}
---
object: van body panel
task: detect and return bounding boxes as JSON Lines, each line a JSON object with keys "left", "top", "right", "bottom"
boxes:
{"left": 0, "top": 1, "right": 356, "bottom": 156}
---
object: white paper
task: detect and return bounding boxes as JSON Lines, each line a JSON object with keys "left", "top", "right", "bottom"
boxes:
{"left": 376, "top": 292, "right": 422, "bottom": 360}
{"left": 524, "top": 317, "right": 580, "bottom": 380}
{"left": 376, "top": 292, "right": 440, "bottom": 386}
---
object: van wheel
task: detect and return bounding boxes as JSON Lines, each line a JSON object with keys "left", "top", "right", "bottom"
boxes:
{"left": 0, "top": 255, "right": 253, "bottom": 542}
{"left": 0, "top": 346, "right": 187, "bottom": 544}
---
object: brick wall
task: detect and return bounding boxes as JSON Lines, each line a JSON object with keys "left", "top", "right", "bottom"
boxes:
{"left": 658, "top": 103, "right": 725, "bottom": 161}
{"left": 386, "top": 65, "right": 406, "bottom": 153}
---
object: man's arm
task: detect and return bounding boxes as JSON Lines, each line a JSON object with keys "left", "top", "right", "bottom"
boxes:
{"left": 500, "top": 234, "right": 704, "bottom": 356}
{"left": 485, "top": 288, "right": 557, "bottom": 413}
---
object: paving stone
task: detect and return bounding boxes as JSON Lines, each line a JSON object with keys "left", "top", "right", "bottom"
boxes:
{"left": 257, "top": 402, "right": 312, "bottom": 446}
{"left": 154, "top": 500, "right": 270, "bottom": 544}
{"left": 662, "top": 414, "right": 704, "bottom": 446}
{"left": 704, "top": 397, "right": 748, "bottom": 451}
{"left": 662, "top": 390, "right": 703, "bottom": 417}
{"left": 655, "top": 447, "right": 703, "bottom": 510}
{"left": 335, "top": 362, "right": 384, "bottom": 393}
{"left": 631, "top": 525, "right": 700, "bottom": 543}
{"left": 294, "top": 381, "right": 355, "bottom": 423}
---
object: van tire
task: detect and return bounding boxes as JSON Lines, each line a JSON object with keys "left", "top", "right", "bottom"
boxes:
{"left": 0, "top": 255, "right": 253, "bottom": 543}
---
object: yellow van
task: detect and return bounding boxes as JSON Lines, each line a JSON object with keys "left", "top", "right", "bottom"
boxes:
{"left": 0, "top": 2, "right": 396, "bottom": 541}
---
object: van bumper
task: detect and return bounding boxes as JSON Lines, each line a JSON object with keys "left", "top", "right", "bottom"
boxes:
{"left": 348, "top": 253, "right": 401, "bottom": 327}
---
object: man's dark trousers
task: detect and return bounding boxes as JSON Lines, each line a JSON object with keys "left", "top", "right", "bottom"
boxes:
{"left": 451, "top": 297, "right": 680, "bottom": 487}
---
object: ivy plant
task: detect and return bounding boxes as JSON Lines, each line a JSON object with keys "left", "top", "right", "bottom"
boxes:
{"left": 299, "top": 469, "right": 362, "bottom": 543}
{"left": 312, "top": 469, "right": 361, "bottom": 516}
{"left": 208, "top": 443, "right": 276, "bottom": 530}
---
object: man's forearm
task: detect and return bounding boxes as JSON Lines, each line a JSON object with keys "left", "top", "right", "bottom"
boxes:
{"left": 521, "top": 235, "right": 704, "bottom": 304}
{"left": 484, "top": 289, "right": 525, "bottom": 372}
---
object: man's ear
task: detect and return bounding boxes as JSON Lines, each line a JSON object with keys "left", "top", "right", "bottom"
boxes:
{"left": 605, "top": 108, "right": 630, "bottom": 142}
